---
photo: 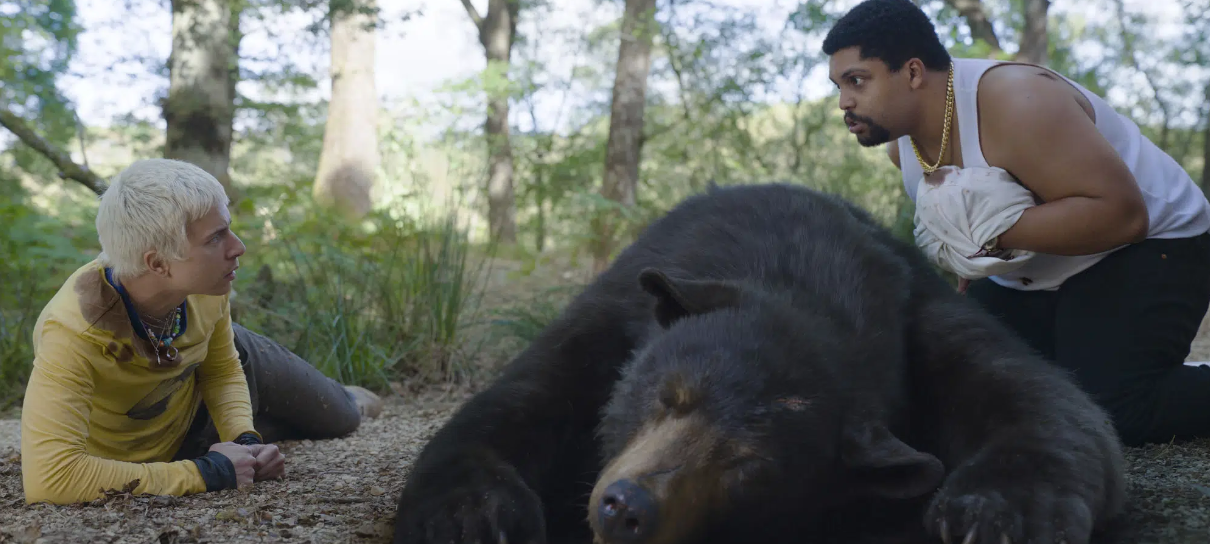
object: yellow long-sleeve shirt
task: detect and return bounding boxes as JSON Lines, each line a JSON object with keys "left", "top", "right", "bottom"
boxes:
{"left": 21, "top": 259, "right": 259, "bottom": 504}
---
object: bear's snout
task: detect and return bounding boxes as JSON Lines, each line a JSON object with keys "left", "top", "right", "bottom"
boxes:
{"left": 598, "top": 478, "right": 658, "bottom": 542}
{"left": 589, "top": 413, "right": 726, "bottom": 544}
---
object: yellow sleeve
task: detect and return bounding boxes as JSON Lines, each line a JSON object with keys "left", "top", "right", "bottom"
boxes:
{"left": 197, "top": 296, "right": 259, "bottom": 443}
{"left": 20, "top": 323, "right": 208, "bottom": 505}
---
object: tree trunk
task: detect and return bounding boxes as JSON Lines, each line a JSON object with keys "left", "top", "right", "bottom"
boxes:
{"left": 1016, "top": 0, "right": 1050, "bottom": 65}
{"left": 1201, "top": 83, "right": 1210, "bottom": 194}
{"left": 163, "top": 0, "right": 238, "bottom": 195}
{"left": 942, "top": 0, "right": 1003, "bottom": 56}
{"left": 460, "top": 0, "right": 519, "bottom": 243}
{"left": 591, "top": 0, "right": 658, "bottom": 275}
{"left": 313, "top": 0, "right": 380, "bottom": 218}
{"left": 484, "top": 4, "right": 516, "bottom": 243}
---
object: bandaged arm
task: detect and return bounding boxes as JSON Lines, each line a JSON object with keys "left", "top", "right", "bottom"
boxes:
{"left": 912, "top": 166, "right": 1037, "bottom": 279}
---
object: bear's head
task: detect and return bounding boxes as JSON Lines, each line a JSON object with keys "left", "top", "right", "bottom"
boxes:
{"left": 586, "top": 268, "right": 945, "bottom": 544}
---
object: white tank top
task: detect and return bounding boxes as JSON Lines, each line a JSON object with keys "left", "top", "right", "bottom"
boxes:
{"left": 898, "top": 58, "right": 1210, "bottom": 291}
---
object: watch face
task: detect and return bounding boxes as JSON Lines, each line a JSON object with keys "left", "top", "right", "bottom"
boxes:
{"left": 972, "top": 236, "right": 1015, "bottom": 260}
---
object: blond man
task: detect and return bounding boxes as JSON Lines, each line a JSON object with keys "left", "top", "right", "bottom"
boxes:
{"left": 21, "top": 158, "right": 382, "bottom": 504}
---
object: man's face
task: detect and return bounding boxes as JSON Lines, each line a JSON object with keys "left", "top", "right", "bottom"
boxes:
{"left": 164, "top": 204, "right": 246, "bottom": 297}
{"left": 827, "top": 47, "right": 911, "bottom": 147}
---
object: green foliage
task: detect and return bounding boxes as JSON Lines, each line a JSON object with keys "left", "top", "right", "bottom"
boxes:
{"left": 498, "top": 0, "right": 913, "bottom": 261}
{"left": 0, "top": 0, "right": 84, "bottom": 177}
{"left": 251, "top": 0, "right": 412, "bottom": 35}
{"left": 487, "top": 284, "right": 580, "bottom": 346}
{"left": 3, "top": 0, "right": 1210, "bottom": 402}
{"left": 227, "top": 179, "right": 491, "bottom": 389}
{"left": 0, "top": 173, "right": 98, "bottom": 407}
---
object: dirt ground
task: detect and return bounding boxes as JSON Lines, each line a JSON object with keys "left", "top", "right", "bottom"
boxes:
{"left": 0, "top": 388, "right": 467, "bottom": 544}
{"left": 1, "top": 317, "right": 1209, "bottom": 543}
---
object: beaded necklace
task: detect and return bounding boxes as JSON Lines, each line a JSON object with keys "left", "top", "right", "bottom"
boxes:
{"left": 104, "top": 266, "right": 186, "bottom": 367}
{"left": 141, "top": 305, "right": 183, "bottom": 365}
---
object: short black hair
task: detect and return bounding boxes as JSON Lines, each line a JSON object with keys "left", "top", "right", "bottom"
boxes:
{"left": 822, "top": 0, "right": 951, "bottom": 72}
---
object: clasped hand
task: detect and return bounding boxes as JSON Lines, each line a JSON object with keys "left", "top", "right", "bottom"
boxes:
{"left": 209, "top": 442, "right": 286, "bottom": 488}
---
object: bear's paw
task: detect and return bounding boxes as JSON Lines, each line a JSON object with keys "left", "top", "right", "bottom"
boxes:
{"left": 924, "top": 472, "right": 1094, "bottom": 544}
{"left": 394, "top": 463, "right": 547, "bottom": 544}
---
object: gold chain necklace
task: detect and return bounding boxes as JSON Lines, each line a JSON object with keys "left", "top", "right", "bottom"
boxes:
{"left": 910, "top": 62, "right": 955, "bottom": 175}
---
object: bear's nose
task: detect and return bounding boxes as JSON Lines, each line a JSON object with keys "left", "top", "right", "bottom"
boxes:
{"left": 598, "top": 478, "right": 658, "bottom": 542}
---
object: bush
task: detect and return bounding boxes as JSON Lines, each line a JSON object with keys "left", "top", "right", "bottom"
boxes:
{"left": 0, "top": 176, "right": 99, "bottom": 409}
{"left": 228, "top": 181, "right": 490, "bottom": 391}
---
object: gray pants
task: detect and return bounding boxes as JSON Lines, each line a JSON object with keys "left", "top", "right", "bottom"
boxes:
{"left": 172, "top": 323, "right": 362, "bottom": 460}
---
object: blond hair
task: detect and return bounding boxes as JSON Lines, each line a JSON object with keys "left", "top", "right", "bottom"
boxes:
{"left": 96, "top": 159, "right": 229, "bottom": 281}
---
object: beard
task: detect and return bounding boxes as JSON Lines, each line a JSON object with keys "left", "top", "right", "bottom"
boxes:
{"left": 845, "top": 112, "right": 892, "bottom": 147}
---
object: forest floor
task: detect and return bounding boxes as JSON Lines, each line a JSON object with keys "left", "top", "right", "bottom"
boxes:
{"left": 1, "top": 265, "right": 1209, "bottom": 543}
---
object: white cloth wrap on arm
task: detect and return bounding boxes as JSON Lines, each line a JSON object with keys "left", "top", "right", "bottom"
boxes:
{"left": 912, "top": 165, "right": 1038, "bottom": 280}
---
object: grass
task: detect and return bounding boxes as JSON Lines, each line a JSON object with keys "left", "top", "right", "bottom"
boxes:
{"left": 0, "top": 182, "right": 100, "bottom": 409}
{"left": 0, "top": 180, "right": 508, "bottom": 408}
{"left": 227, "top": 195, "right": 497, "bottom": 391}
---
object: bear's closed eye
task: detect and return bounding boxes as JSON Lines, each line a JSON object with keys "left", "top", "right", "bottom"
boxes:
{"left": 774, "top": 397, "right": 812, "bottom": 411}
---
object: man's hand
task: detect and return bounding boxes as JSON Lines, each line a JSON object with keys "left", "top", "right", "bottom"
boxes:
{"left": 209, "top": 442, "right": 256, "bottom": 488}
{"left": 248, "top": 444, "right": 286, "bottom": 481}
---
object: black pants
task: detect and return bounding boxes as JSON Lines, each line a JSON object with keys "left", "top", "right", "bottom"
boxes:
{"left": 172, "top": 323, "right": 362, "bottom": 460}
{"left": 965, "top": 231, "right": 1210, "bottom": 447}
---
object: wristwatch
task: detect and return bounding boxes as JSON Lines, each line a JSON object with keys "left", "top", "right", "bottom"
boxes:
{"left": 972, "top": 235, "right": 1013, "bottom": 260}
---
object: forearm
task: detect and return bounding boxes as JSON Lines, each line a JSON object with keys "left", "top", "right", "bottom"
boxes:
{"left": 996, "top": 196, "right": 1148, "bottom": 256}
{"left": 20, "top": 416, "right": 211, "bottom": 504}
{"left": 198, "top": 369, "right": 257, "bottom": 442}
{"left": 199, "top": 305, "right": 259, "bottom": 442}
{"left": 21, "top": 374, "right": 242, "bottom": 503}
{"left": 22, "top": 456, "right": 208, "bottom": 504}
{"left": 21, "top": 440, "right": 247, "bottom": 504}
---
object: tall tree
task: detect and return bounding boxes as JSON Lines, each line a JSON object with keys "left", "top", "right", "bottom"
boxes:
{"left": 460, "top": 0, "right": 520, "bottom": 243}
{"left": 163, "top": 0, "right": 240, "bottom": 194}
{"left": 1016, "top": 0, "right": 1049, "bottom": 65}
{"left": 591, "top": 0, "right": 658, "bottom": 274}
{"left": 1202, "top": 84, "right": 1209, "bottom": 192}
{"left": 940, "top": 0, "right": 1003, "bottom": 56}
{"left": 1112, "top": 0, "right": 1173, "bottom": 150}
{"left": 1180, "top": 0, "right": 1210, "bottom": 193}
{"left": 313, "top": 0, "right": 380, "bottom": 218}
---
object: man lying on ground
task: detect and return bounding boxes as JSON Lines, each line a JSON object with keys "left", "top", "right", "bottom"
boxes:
{"left": 20, "top": 158, "right": 384, "bottom": 505}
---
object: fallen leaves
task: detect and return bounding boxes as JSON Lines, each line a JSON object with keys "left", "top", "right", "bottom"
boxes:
{"left": 0, "top": 398, "right": 449, "bottom": 543}
{"left": 3, "top": 390, "right": 1203, "bottom": 543}
{"left": 355, "top": 520, "right": 394, "bottom": 538}
{"left": 89, "top": 478, "right": 142, "bottom": 507}
{"left": 0, "top": 522, "right": 40, "bottom": 544}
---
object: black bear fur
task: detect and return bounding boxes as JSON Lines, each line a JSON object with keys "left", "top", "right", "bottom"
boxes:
{"left": 392, "top": 183, "right": 1127, "bottom": 544}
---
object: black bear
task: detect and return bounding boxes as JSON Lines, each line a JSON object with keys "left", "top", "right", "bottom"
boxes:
{"left": 393, "top": 183, "right": 1127, "bottom": 544}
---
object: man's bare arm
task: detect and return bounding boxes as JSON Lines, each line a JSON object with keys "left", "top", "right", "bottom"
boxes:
{"left": 979, "top": 68, "right": 1149, "bottom": 256}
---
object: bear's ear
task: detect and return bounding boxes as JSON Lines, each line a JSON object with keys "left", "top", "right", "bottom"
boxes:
{"left": 839, "top": 424, "right": 945, "bottom": 501}
{"left": 638, "top": 268, "right": 744, "bottom": 329}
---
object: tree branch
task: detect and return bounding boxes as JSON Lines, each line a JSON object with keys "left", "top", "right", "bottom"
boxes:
{"left": 1112, "top": 0, "right": 1171, "bottom": 149}
{"left": 941, "top": 0, "right": 1003, "bottom": 54}
{"left": 0, "top": 106, "right": 106, "bottom": 195}
{"left": 458, "top": 0, "right": 483, "bottom": 30}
